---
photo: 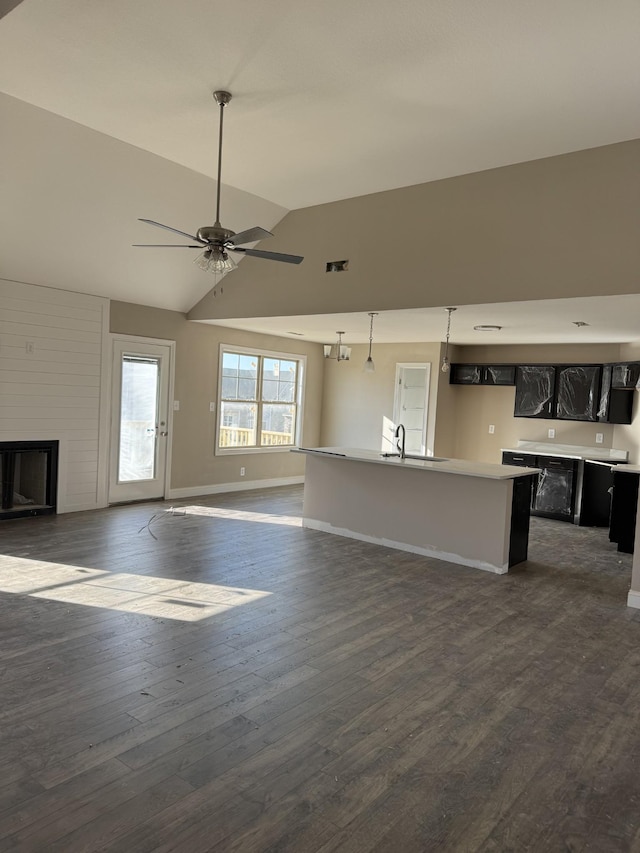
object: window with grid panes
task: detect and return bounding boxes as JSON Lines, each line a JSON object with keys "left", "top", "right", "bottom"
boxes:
{"left": 217, "top": 348, "right": 303, "bottom": 451}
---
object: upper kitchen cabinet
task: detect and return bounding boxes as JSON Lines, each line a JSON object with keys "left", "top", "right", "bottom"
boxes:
{"left": 514, "top": 366, "right": 555, "bottom": 418}
{"left": 449, "top": 364, "right": 482, "bottom": 385}
{"left": 450, "top": 364, "right": 515, "bottom": 386}
{"left": 598, "top": 365, "right": 634, "bottom": 424}
{"left": 482, "top": 365, "right": 516, "bottom": 386}
{"left": 555, "top": 365, "right": 601, "bottom": 422}
{"left": 611, "top": 362, "right": 640, "bottom": 390}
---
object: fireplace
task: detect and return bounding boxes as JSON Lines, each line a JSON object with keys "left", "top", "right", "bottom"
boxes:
{"left": 0, "top": 440, "right": 59, "bottom": 520}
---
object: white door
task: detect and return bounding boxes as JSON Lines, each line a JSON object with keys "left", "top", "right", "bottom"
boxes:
{"left": 393, "top": 364, "right": 430, "bottom": 454}
{"left": 109, "top": 338, "right": 173, "bottom": 503}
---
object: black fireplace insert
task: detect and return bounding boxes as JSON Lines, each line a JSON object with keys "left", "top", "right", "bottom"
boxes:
{"left": 0, "top": 440, "right": 59, "bottom": 520}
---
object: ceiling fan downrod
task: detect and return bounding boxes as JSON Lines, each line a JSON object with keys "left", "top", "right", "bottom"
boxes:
{"left": 212, "top": 90, "right": 231, "bottom": 228}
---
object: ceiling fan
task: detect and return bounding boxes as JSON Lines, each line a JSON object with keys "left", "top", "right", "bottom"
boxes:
{"left": 134, "top": 91, "right": 304, "bottom": 274}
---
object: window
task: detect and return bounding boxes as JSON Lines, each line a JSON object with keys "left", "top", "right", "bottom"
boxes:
{"left": 217, "top": 347, "right": 304, "bottom": 452}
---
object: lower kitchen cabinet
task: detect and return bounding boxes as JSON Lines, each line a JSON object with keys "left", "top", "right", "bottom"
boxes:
{"left": 609, "top": 470, "right": 639, "bottom": 553}
{"left": 501, "top": 451, "right": 607, "bottom": 525}
{"left": 532, "top": 455, "right": 578, "bottom": 521}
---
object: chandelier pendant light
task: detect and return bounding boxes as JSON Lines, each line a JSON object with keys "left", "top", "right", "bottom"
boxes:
{"left": 324, "top": 331, "right": 351, "bottom": 362}
{"left": 364, "top": 312, "right": 378, "bottom": 373}
{"left": 441, "top": 307, "right": 457, "bottom": 373}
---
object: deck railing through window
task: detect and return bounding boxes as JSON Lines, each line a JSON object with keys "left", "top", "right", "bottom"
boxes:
{"left": 219, "top": 427, "right": 293, "bottom": 447}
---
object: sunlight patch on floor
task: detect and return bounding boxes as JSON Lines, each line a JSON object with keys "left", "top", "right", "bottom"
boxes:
{"left": 178, "top": 505, "right": 302, "bottom": 526}
{"left": 0, "top": 557, "right": 271, "bottom": 622}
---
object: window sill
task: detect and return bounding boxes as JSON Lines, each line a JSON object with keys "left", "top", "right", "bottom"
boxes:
{"left": 215, "top": 445, "right": 296, "bottom": 457}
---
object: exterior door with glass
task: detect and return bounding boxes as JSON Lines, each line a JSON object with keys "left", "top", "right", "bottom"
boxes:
{"left": 109, "top": 338, "right": 173, "bottom": 504}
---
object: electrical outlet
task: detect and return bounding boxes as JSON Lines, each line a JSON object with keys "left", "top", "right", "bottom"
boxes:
{"left": 25, "top": 341, "right": 35, "bottom": 355}
{"left": 488, "top": 424, "right": 495, "bottom": 434}
{"left": 209, "top": 402, "right": 215, "bottom": 412}
{"left": 173, "top": 400, "right": 180, "bottom": 411}
{"left": 596, "top": 432, "right": 604, "bottom": 444}
{"left": 548, "top": 428, "right": 555, "bottom": 439}
{"left": 240, "top": 467, "right": 245, "bottom": 477}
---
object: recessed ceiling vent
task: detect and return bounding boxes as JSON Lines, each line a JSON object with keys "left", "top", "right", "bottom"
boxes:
{"left": 326, "top": 260, "right": 349, "bottom": 273}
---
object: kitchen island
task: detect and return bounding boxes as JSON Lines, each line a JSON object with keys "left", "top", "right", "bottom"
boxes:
{"left": 294, "top": 447, "right": 539, "bottom": 574}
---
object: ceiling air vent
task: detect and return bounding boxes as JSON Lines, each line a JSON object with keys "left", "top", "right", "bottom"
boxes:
{"left": 326, "top": 260, "right": 349, "bottom": 273}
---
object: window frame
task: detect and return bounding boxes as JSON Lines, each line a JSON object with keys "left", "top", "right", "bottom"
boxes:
{"left": 215, "top": 344, "right": 306, "bottom": 455}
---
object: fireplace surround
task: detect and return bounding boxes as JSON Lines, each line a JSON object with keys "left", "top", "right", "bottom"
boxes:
{"left": 0, "top": 440, "right": 59, "bottom": 520}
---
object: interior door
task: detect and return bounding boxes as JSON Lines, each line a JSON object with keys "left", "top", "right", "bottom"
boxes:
{"left": 109, "top": 338, "right": 173, "bottom": 504}
{"left": 392, "top": 364, "right": 430, "bottom": 454}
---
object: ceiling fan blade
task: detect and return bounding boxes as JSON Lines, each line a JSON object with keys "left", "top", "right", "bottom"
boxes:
{"left": 226, "top": 226, "right": 273, "bottom": 247}
{"left": 138, "top": 218, "right": 206, "bottom": 244}
{"left": 133, "top": 244, "right": 203, "bottom": 248}
{"left": 232, "top": 247, "right": 304, "bottom": 265}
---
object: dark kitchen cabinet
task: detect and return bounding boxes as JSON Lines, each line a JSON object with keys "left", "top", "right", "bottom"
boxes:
{"left": 555, "top": 365, "right": 601, "bottom": 422}
{"left": 609, "top": 470, "right": 639, "bottom": 553}
{"left": 502, "top": 451, "right": 578, "bottom": 523}
{"left": 612, "top": 362, "right": 640, "bottom": 390}
{"left": 450, "top": 364, "right": 515, "bottom": 386}
{"left": 449, "top": 364, "right": 482, "bottom": 385}
{"left": 514, "top": 366, "right": 555, "bottom": 419}
{"left": 532, "top": 455, "right": 578, "bottom": 521}
{"left": 482, "top": 365, "right": 516, "bottom": 386}
{"left": 598, "top": 365, "right": 634, "bottom": 425}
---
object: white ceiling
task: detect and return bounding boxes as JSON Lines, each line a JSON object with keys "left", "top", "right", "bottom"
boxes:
{"left": 206, "top": 295, "right": 640, "bottom": 346}
{"left": 1, "top": 0, "right": 639, "bottom": 339}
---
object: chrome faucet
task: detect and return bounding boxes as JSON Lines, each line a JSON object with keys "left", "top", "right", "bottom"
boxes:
{"left": 395, "top": 423, "right": 406, "bottom": 459}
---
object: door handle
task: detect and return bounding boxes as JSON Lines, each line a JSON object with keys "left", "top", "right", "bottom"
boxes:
{"left": 159, "top": 431, "right": 169, "bottom": 437}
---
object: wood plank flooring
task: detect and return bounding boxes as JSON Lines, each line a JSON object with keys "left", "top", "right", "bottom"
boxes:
{"left": 0, "top": 485, "right": 639, "bottom": 852}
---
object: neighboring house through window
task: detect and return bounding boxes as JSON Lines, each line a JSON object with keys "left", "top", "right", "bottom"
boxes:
{"left": 217, "top": 346, "right": 305, "bottom": 452}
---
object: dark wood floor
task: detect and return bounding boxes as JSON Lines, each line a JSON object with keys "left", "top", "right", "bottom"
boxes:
{"left": 1, "top": 485, "right": 639, "bottom": 852}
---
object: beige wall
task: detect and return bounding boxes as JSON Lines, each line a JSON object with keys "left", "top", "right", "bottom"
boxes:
{"left": 110, "top": 302, "right": 325, "bottom": 491}
{"left": 449, "top": 343, "right": 640, "bottom": 463}
{"left": 319, "top": 342, "right": 444, "bottom": 453}
{"left": 190, "top": 140, "right": 640, "bottom": 322}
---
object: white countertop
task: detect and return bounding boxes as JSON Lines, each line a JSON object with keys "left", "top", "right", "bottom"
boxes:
{"left": 502, "top": 441, "right": 629, "bottom": 462}
{"left": 295, "top": 447, "right": 540, "bottom": 481}
{"left": 614, "top": 465, "right": 640, "bottom": 474}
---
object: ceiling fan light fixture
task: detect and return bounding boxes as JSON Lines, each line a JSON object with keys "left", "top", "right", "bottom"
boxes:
{"left": 194, "top": 247, "right": 236, "bottom": 274}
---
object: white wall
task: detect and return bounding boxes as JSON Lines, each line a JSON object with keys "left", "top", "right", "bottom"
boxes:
{"left": 0, "top": 280, "right": 110, "bottom": 512}
{"left": 319, "top": 342, "right": 443, "bottom": 453}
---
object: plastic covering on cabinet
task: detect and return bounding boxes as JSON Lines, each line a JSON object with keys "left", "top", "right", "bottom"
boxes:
{"left": 556, "top": 366, "right": 599, "bottom": 420}
{"left": 516, "top": 367, "right": 554, "bottom": 416}
{"left": 534, "top": 469, "right": 574, "bottom": 516}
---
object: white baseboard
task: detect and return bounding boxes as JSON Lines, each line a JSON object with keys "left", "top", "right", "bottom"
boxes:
{"left": 167, "top": 475, "right": 304, "bottom": 500}
{"left": 627, "top": 590, "right": 640, "bottom": 610}
{"left": 302, "top": 518, "right": 509, "bottom": 575}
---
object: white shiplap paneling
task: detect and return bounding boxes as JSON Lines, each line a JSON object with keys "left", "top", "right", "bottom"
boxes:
{"left": 0, "top": 280, "right": 110, "bottom": 513}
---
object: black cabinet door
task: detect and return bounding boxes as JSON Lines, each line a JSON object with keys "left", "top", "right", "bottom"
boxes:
{"left": 598, "top": 365, "right": 634, "bottom": 424}
{"left": 483, "top": 365, "right": 516, "bottom": 386}
{"left": 612, "top": 363, "right": 640, "bottom": 390}
{"left": 609, "top": 471, "right": 639, "bottom": 553}
{"left": 555, "top": 365, "right": 601, "bottom": 421}
{"left": 450, "top": 364, "right": 482, "bottom": 385}
{"left": 532, "top": 456, "right": 578, "bottom": 520}
{"left": 514, "top": 366, "right": 555, "bottom": 418}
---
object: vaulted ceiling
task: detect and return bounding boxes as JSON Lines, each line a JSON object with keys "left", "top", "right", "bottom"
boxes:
{"left": 1, "top": 0, "right": 639, "bottom": 340}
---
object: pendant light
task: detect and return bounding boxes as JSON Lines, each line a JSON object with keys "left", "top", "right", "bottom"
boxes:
{"left": 324, "top": 331, "right": 351, "bottom": 361}
{"left": 364, "top": 312, "right": 378, "bottom": 373}
{"left": 441, "top": 307, "right": 457, "bottom": 373}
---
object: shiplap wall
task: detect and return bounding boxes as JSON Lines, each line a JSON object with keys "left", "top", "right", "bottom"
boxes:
{"left": 0, "top": 280, "right": 110, "bottom": 513}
